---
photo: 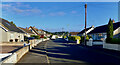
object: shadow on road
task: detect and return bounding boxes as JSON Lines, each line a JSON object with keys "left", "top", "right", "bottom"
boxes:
{"left": 46, "top": 38, "right": 120, "bottom": 64}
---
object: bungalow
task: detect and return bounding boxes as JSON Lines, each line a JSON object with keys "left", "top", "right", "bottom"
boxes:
{"left": 77, "top": 25, "right": 94, "bottom": 36}
{"left": 0, "top": 18, "right": 25, "bottom": 43}
{"left": 88, "top": 21, "right": 120, "bottom": 40}
{"left": 18, "top": 27, "right": 35, "bottom": 37}
{"left": 69, "top": 32, "right": 79, "bottom": 36}
{"left": 28, "top": 26, "right": 39, "bottom": 35}
{"left": 28, "top": 26, "right": 47, "bottom": 37}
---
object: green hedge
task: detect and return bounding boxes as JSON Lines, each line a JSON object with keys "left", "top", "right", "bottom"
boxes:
{"left": 63, "top": 36, "right": 67, "bottom": 39}
{"left": 80, "top": 35, "right": 91, "bottom": 43}
{"left": 31, "top": 35, "right": 40, "bottom": 39}
{"left": 68, "top": 36, "right": 81, "bottom": 41}
{"left": 106, "top": 38, "right": 120, "bottom": 44}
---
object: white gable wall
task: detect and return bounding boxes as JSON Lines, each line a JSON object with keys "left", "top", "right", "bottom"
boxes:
{"left": 0, "top": 28, "right": 2, "bottom": 43}
{"left": 113, "top": 27, "right": 120, "bottom": 35}
{"left": 0, "top": 28, "right": 8, "bottom": 43}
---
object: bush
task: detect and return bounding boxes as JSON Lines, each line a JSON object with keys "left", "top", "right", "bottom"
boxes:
{"left": 68, "top": 36, "right": 81, "bottom": 41}
{"left": 106, "top": 38, "right": 120, "bottom": 44}
{"left": 31, "top": 35, "right": 40, "bottom": 39}
{"left": 44, "top": 37, "right": 47, "bottom": 39}
{"left": 80, "top": 35, "right": 90, "bottom": 43}
{"left": 15, "top": 39, "right": 18, "bottom": 42}
{"left": 10, "top": 39, "right": 13, "bottom": 42}
{"left": 63, "top": 36, "right": 67, "bottom": 39}
{"left": 24, "top": 36, "right": 28, "bottom": 41}
{"left": 56, "top": 36, "right": 58, "bottom": 39}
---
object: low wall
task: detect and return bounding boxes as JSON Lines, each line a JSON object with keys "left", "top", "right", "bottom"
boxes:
{"left": 0, "top": 43, "right": 24, "bottom": 46}
{"left": 1, "top": 38, "right": 49, "bottom": 65}
{"left": 0, "top": 53, "right": 12, "bottom": 61}
{"left": 1, "top": 46, "right": 29, "bottom": 64}
{"left": 103, "top": 43, "right": 120, "bottom": 51}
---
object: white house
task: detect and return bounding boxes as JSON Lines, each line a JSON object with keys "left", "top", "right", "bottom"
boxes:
{"left": 69, "top": 32, "right": 79, "bottom": 36}
{"left": 28, "top": 26, "right": 38, "bottom": 35}
{"left": 0, "top": 18, "right": 25, "bottom": 43}
{"left": 77, "top": 26, "right": 95, "bottom": 36}
{"left": 88, "top": 21, "right": 120, "bottom": 41}
{"left": 18, "top": 27, "right": 35, "bottom": 37}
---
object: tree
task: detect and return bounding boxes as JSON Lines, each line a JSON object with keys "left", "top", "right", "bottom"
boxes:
{"left": 10, "top": 21, "right": 16, "bottom": 27}
{"left": 106, "top": 18, "right": 113, "bottom": 42}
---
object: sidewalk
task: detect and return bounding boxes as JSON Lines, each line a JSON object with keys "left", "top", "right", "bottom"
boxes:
{"left": 82, "top": 45, "right": 120, "bottom": 59}
{"left": 16, "top": 41, "right": 49, "bottom": 64}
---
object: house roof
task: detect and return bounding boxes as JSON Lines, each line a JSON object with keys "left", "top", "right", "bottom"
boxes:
{"left": 89, "top": 22, "right": 120, "bottom": 34}
{"left": 29, "top": 26, "right": 39, "bottom": 35}
{"left": 77, "top": 26, "right": 92, "bottom": 35}
{"left": 70, "top": 32, "right": 79, "bottom": 35}
{"left": 0, "top": 18, "right": 25, "bottom": 33}
{"left": 18, "top": 27, "right": 34, "bottom": 34}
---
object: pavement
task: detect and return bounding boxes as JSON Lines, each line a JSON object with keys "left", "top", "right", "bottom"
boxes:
{"left": 16, "top": 38, "right": 120, "bottom": 65}
{"left": 16, "top": 41, "right": 49, "bottom": 64}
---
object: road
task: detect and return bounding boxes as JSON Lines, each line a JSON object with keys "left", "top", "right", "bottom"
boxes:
{"left": 16, "top": 38, "right": 120, "bottom": 65}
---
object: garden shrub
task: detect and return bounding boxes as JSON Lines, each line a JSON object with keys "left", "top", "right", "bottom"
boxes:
{"left": 15, "top": 39, "right": 18, "bottom": 42}
{"left": 44, "top": 37, "right": 47, "bottom": 39}
{"left": 10, "top": 39, "right": 13, "bottom": 42}
{"left": 31, "top": 35, "right": 40, "bottom": 39}
{"left": 68, "top": 36, "right": 81, "bottom": 42}
{"left": 106, "top": 38, "right": 120, "bottom": 44}
{"left": 63, "top": 36, "right": 67, "bottom": 39}
{"left": 80, "top": 35, "right": 90, "bottom": 43}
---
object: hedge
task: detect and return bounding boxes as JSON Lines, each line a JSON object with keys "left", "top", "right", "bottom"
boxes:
{"left": 68, "top": 36, "right": 81, "bottom": 41}
{"left": 31, "top": 35, "right": 40, "bottom": 39}
{"left": 106, "top": 38, "right": 120, "bottom": 44}
{"left": 63, "top": 36, "right": 67, "bottom": 39}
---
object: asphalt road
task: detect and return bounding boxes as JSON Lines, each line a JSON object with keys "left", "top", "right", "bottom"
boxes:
{"left": 46, "top": 38, "right": 120, "bottom": 65}
{"left": 16, "top": 38, "right": 120, "bottom": 65}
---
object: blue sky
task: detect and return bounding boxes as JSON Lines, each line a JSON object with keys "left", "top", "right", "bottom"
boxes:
{"left": 1, "top": 2, "right": 118, "bottom": 32}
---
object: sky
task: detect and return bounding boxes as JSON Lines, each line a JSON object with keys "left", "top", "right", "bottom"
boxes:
{"left": 2, "top": 0, "right": 120, "bottom": 2}
{"left": 1, "top": 2, "right": 118, "bottom": 32}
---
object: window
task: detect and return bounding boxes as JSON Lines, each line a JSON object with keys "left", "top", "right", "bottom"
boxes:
{"left": 10, "top": 34, "right": 14, "bottom": 39}
{"left": 6, "top": 22, "right": 11, "bottom": 26}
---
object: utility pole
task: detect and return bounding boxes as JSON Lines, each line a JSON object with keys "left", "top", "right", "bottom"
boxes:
{"left": 62, "top": 28, "right": 64, "bottom": 36}
{"left": 84, "top": 4, "right": 87, "bottom": 45}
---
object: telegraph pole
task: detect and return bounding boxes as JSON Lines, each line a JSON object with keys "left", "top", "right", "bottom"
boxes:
{"left": 84, "top": 4, "right": 87, "bottom": 45}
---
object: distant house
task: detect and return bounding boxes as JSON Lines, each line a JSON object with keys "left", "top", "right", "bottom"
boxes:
{"left": 28, "top": 26, "right": 47, "bottom": 37}
{"left": 18, "top": 27, "right": 35, "bottom": 37}
{"left": 0, "top": 18, "right": 25, "bottom": 43}
{"left": 88, "top": 21, "right": 120, "bottom": 40}
{"left": 77, "top": 26, "right": 95, "bottom": 36}
{"left": 69, "top": 32, "right": 79, "bottom": 36}
{"left": 38, "top": 29, "right": 47, "bottom": 37}
{"left": 28, "top": 26, "right": 39, "bottom": 35}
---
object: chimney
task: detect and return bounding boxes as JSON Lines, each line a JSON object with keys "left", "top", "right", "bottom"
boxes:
{"left": 33, "top": 26, "right": 35, "bottom": 28}
{"left": 112, "top": 19, "right": 115, "bottom": 23}
{"left": 92, "top": 25, "right": 94, "bottom": 28}
{"left": 26, "top": 27, "right": 27, "bottom": 29}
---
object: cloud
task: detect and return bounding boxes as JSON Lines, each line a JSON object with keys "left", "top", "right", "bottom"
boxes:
{"left": 49, "top": 13, "right": 56, "bottom": 16}
{"left": 57, "top": 12, "right": 66, "bottom": 16}
{"left": 49, "top": 11, "right": 66, "bottom": 16}
{"left": 2, "top": 3, "right": 42, "bottom": 15}
{"left": 71, "top": 11, "right": 77, "bottom": 14}
{"left": 2, "top": 0, "right": 120, "bottom": 2}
